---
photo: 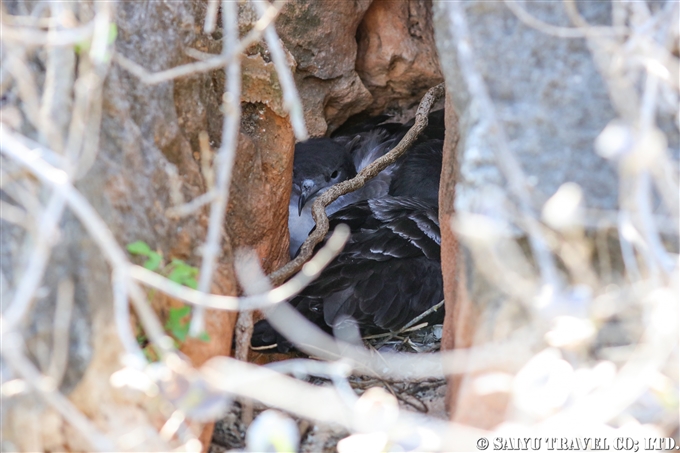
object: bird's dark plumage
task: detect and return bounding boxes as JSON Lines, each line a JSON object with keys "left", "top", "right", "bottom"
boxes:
{"left": 292, "top": 139, "right": 356, "bottom": 213}
{"left": 288, "top": 130, "right": 399, "bottom": 256}
{"left": 389, "top": 139, "right": 443, "bottom": 205}
{"left": 315, "top": 197, "right": 442, "bottom": 327}
{"left": 256, "top": 111, "right": 445, "bottom": 352}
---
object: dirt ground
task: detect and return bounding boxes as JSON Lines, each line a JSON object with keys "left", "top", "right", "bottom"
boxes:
{"left": 210, "top": 326, "right": 447, "bottom": 452}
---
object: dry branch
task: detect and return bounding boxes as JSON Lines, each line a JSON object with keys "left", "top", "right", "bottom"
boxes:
{"left": 128, "top": 226, "right": 349, "bottom": 311}
{"left": 502, "top": 0, "right": 627, "bottom": 39}
{"left": 251, "top": 0, "right": 307, "bottom": 141}
{"left": 189, "top": 0, "right": 243, "bottom": 336}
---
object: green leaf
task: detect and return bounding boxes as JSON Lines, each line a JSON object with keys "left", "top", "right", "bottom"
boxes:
{"left": 108, "top": 24, "right": 118, "bottom": 44}
{"left": 184, "top": 277, "right": 198, "bottom": 290}
{"left": 167, "top": 266, "right": 192, "bottom": 283}
{"left": 169, "top": 325, "right": 187, "bottom": 342}
{"left": 127, "top": 241, "right": 162, "bottom": 271}
{"left": 170, "top": 259, "right": 198, "bottom": 274}
{"left": 165, "top": 306, "right": 191, "bottom": 342}
{"left": 198, "top": 331, "right": 211, "bottom": 342}
{"left": 167, "top": 259, "right": 199, "bottom": 288}
{"left": 74, "top": 41, "right": 88, "bottom": 55}
{"left": 168, "top": 305, "right": 191, "bottom": 322}
{"left": 143, "top": 251, "right": 162, "bottom": 271}
{"left": 127, "top": 240, "right": 152, "bottom": 256}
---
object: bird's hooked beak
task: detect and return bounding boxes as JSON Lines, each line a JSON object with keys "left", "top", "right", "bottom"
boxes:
{"left": 298, "top": 179, "right": 316, "bottom": 216}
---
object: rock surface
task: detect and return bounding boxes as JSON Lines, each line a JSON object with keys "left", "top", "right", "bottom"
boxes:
{"left": 433, "top": 0, "right": 678, "bottom": 429}
{"left": 273, "top": 0, "right": 445, "bottom": 136}
{"left": 433, "top": 0, "right": 618, "bottom": 430}
{"left": 2, "top": 1, "right": 292, "bottom": 450}
{"left": 276, "top": 0, "right": 374, "bottom": 136}
{"left": 435, "top": 1, "right": 620, "bottom": 219}
{"left": 356, "top": 0, "right": 443, "bottom": 118}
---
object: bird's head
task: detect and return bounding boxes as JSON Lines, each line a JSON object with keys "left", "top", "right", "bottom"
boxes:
{"left": 292, "top": 138, "right": 356, "bottom": 215}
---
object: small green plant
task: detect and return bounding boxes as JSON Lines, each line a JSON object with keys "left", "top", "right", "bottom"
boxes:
{"left": 127, "top": 241, "right": 210, "bottom": 359}
{"left": 166, "top": 258, "right": 199, "bottom": 290}
{"left": 164, "top": 305, "right": 210, "bottom": 343}
{"left": 126, "top": 240, "right": 162, "bottom": 271}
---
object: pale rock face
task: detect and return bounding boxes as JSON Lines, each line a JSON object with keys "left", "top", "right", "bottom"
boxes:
{"left": 356, "top": 0, "right": 444, "bottom": 119}
{"left": 432, "top": 0, "right": 678, "bottom": 431}
{"left": 275, "top": 0, "right": 374, "bottom": 136}
{"left": 273, "top": 0, "right": 444, "bottom": 136}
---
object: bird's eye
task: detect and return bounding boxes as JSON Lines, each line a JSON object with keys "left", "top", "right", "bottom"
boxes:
{"left": 331, "top": 170, "right": 339, "bottom": 179}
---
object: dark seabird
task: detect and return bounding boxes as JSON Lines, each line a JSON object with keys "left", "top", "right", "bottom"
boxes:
{"left": 288, "top": 130, "right": 399, "bottom": 257}
{"left": 287, "top": 109, "right": 445, "bottom": 257}
{"left": 253, "top": 126, "right": 445, "bottom": 352}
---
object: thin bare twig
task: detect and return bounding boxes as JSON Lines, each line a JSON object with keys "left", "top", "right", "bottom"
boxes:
{"left": 164, "top": 163, "right": 186, "bottom": 207}
{"left": 268, "top": 82, "right": 445, "bottom": 285}
{"left": 255, "top": 292, "right": 532, "bottom": 380}
{"left": 5, "top": 50, "right": 42, "bottom": 130}
{"left": 0, "top": 176, "right": 43, "bottom": 223}
{"left": 189, "top": 0, "right": 243, "bottom": 337}
{"left": 188, "top": 0, "right": 297, "bottom": 335}
{"left": 0, "top": 128, "right": 352, "bottom": 367}
{"left": 129, "top": 225, "right": 349, "bottom": 311}
{"left": 111, "top": 268, "right": 149, "bottom": 362}
{"left": 4, "top": 1, "right": 677, "bottom": 449}
{"left": 165, "top": 137, "right": 218, "bottom": 218}
{"left": 370, "top": 300, "right": 445, "bottom": 349}
{"left": 204, "top": 0, "right": 219, "bottom": 34}
{"left": 251, "top": 0, "right": 307, "bottom": 141}
{"left": 0, "top": 199, "right": 29, "bottom": 228}
{"left": 114, "top": 52, "right": 230, "bottom": 86}
{"left": 165, "top": 190, "right": 216, "bottom": 219}
{"left": 232, "top": 248, "right": 276, "bottom": 426}
{"left": 1, "top": 192, "right": 66, "bottom": 331}
{"left": 0, "top": 12, "right": 57, "bottom": 28}
{"left": 234, "top": 249, "right": 273, "bottom": 361}
{"left": 1, "top": 21, "right": 94, "bottom": 46}
{"left": 203, "top": 356, "right": 490, "bottom": 451}
{"left": 46, "top": 278, "right": 75, "bottom": 386}
{"left": 39, "top": 3, "right": 76, "bottom": 154}
{"left": 67, "top": 70, "right": 102, "bottom": 178}
{"left": 199, "top": 130, "right": 215, "bottom": 190}
{"left": 127, "top": 280, "right": 176, "bottom": 358}
{"left": 453, "top": 214, "right": 539, "bottom": 301}
{"left": 542, "top": 285, "right": 678, "bottom": 427}
{"left": 503, "top": 0, "right": 628, "bottom": 39}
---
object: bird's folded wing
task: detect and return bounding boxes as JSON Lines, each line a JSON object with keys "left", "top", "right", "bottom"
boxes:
{"left": 298, "top": 197, "right": 443, "bottom": 332}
